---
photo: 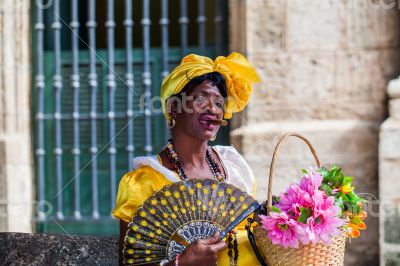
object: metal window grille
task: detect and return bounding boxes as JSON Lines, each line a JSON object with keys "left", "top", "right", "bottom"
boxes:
{"left": 33, "top": 0, "right": 228, "bottom": 235}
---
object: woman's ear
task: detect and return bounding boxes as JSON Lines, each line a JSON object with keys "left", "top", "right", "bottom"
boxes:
{"left": 169, "top": 102, "right": 177, "bottom": 119}
{"left": 167, "top": 96, "right": 179, "bottom": 119}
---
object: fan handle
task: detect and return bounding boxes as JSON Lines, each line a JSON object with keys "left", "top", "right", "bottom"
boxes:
{"left": 267, "top": 132, "right": 321, "bottom": 215}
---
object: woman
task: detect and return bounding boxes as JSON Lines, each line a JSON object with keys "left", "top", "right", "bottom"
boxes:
{"left": 112, "top": 52, "right": 261, "bottom": 266}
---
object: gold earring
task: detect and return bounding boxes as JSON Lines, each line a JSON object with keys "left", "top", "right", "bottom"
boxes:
{"left": 210, "top": 135, "right": 217, "bottom": 141}
{"left": 168, "top": 118, "right": 176, "bottom": 129}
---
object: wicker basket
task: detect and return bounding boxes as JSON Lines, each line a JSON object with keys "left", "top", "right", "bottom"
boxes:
{"left": 251, "top": 132, "right": 346, "bottom": 266}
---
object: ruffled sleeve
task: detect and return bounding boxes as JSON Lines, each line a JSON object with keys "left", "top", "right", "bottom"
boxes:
{"left": 213, "top": 145, "right": 257, "bottom": 197}
{"left": 112, "top": 165, "right": 173, "bottom": 222}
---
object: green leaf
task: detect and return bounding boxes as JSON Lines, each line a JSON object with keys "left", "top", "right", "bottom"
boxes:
{"left": 271, "top": 206, "right": 281, "bottom": 213}
{"left": 350, "top": 216, "right": 362, "bottom": 225}
{"left": 342, "top": 176, "right": 353, "bottom": 186}
{"left": 318, "top": 166, "right": 329, "bottom": 177}
{"left": 321, "top": 167, "right": 333, "bottom": 183}
{"left": 330, "top": 165, "right": 338, "bottom": 172}
{"left": 348, "top": 191, "right": 358, "bottom": 201}
{"left": 342, "top": 201, "right": 351, "bottom": 212}
{"left": 297, "top": 207, "right": 312, "bottom": 224}
{"left": 354, "top": 205, "right": 362, "bottom": 215}
{"left": 330, "top": 166, "right": 338, "bottom": 178}
{"left": 347, "top": 202, "right": 361, "bottom": 214}
{"left": 334, "top": 197, "right": 344, "bottom": 209}
{"left": 340, "top": 193, "right": 350, "bottom": 203}
{"left": 301, "top": 168, "right": 308, "bottom": 174}
{"left": 332, "top": 167, "right": 344, "bottom": 187}
{"left": 320, "top": 184, "right": 333, "bottom": 196}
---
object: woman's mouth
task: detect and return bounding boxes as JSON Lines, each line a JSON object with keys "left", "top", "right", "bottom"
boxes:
{"left": 199, "top": 120, "right": 216, "bottom": 131}
{"left": 198, "top": 115, "right": 218, "bottom": 131}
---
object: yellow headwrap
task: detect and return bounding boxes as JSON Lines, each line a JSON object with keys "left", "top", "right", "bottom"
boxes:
{"left": 161, "top": 52, "right": 261, "bottom": 124}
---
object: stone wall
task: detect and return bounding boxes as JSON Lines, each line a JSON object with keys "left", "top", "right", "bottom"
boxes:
{"left": 229, "top": 0, "right": 400, "bottom": 265}
{"left": 380, "top": 78, "right": 400, "bottom": 266}
{"left": 0, "top": 233, "right": 118, "bottom": 265}
{"left": 0, "top": 0, "right": 34, "bottom": 232}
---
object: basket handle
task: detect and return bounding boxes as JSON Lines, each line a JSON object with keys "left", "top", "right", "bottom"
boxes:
{"left": 246, "top": 218, "right": 268, "bottom": 266}
{"left": 267, "top": 132, "right": 321, "bottom": 214}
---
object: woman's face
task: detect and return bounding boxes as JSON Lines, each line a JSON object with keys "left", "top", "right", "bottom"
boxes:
{"left": 172, "top": 80, "right": 225, "bottom": 141}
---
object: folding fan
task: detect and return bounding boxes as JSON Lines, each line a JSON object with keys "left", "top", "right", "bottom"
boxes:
{"left": 123, "top": 178, "right": 259, "bottom": 265}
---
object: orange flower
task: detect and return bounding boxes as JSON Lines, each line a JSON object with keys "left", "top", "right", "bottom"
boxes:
{"left": 346, "top": 211, "right": 367, "bottom": 238}
{"left": 357, "top": 211, "right": 367, "bottom": 220}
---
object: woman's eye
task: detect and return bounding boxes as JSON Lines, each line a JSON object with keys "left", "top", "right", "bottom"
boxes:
{"left": 194, "top": 95, "right": 207, "bottom": 104}
{"left": 193, "top": 95, "right": 223, "bottom": 110}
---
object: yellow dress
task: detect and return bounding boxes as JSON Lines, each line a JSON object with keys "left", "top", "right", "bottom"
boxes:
{"left": 112, "top": 146, "right": 260, "bottom": 266}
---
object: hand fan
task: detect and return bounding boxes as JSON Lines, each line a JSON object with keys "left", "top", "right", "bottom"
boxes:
{"left": 123, "top": 178, "right": 259, "bottom": 265}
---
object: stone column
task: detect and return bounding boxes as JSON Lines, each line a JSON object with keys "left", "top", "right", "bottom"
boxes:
{"left": 229, "top": 0, "right": 400, "bottom": 265}
{"left": 380, "top": 78, "right": 400, "bottom": 265}
{"left": 0, "top": 0, "right": 33, "bottom": 232}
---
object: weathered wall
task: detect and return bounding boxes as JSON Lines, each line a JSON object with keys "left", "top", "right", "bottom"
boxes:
{"left": 380, "top": 77, "right": 400, "bottom": 266}
{"left": 229, "top": 0, "right": 400, "bottom": 265}
{"left": 0, "top": 232, "right": 118, "bottom": 265}
{"left": 0, "top": 0, "right": 33, "bottom": 232}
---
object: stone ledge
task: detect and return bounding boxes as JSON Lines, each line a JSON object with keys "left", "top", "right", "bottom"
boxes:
{"left": 0, "top": 232, "right": 118, "bottom": 265}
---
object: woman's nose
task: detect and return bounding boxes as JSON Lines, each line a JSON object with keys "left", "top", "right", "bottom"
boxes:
{"left": 207, "top": 100, "right": 221, "bottom": 116}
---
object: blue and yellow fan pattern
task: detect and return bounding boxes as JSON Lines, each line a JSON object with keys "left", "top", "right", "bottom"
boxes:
{"left": 123, "top": 178, "right": 259, "bottom": 265}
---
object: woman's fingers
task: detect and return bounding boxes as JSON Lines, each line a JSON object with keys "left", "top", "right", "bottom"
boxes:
{"left": 200, "top": 232, "right": 220, "bottom": 245}
{"left": 210, "top": 240, "right": 228, "bottom": 253}
{"left": 180, "top": 232, "right": 227, "bottom": 265}
{"left": 200, "top": 232, "right": 227, "bottom": 253}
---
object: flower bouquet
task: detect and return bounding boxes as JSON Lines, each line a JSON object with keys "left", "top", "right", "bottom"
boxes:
{"left": 248, "top": 133, "right": 367, "bottom": 266}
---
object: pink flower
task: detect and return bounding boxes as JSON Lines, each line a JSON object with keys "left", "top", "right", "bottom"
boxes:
{"left": 276, "top": 184, "right": 310, "bottom": 218}
{"left": 262, "top": 168, "right": 345, "bottom": 248}
{"left": 302, "top": 193, "right": 344, "bottom": 245}
{"left": 299, "top": 168, "right": 323, "bottom": 195}
{"left": 276, "top": 169, "right": 324, "bottom": 218}
{"left": 260, "top": 212, "right": 302, "bottom": 248}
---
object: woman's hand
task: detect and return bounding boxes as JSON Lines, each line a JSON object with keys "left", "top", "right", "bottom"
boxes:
{"left": 178, "top": 232, "right": 227, "bottom": 266}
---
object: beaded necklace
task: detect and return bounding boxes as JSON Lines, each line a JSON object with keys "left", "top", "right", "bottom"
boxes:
{"left": 227, "top": 230, "right": 239, "bottom": 266}
{"left": 164, "top": 138, "right": 226, "bottom": 182}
